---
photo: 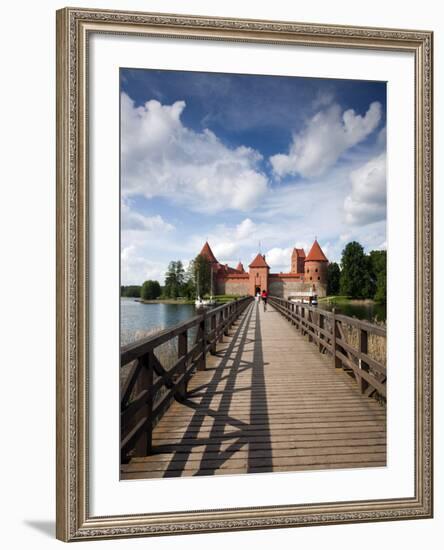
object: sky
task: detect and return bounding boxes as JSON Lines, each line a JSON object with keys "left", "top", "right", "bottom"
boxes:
{"left": 120, "top": 68, "right": 387, "bottom": 285}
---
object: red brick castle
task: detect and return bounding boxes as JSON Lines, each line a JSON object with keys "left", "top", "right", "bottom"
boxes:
{"left": 199, "top": 239, "right": 329, "bottom": 299}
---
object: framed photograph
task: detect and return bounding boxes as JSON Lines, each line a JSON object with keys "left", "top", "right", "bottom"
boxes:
{"left": 56, "top": 7, "right": 433, "bottom": 541}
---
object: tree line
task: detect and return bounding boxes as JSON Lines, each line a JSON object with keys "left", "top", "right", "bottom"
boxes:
{"left": 120, "top": 255, "right": 212, "bottom": 301}
{"left": 327, "top": 241, "right": 386, "bottom": 303}
{"left": 120, "top": 281, "right": 161, "bottom": 300}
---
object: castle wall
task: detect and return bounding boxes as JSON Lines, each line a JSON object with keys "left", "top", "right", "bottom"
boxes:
{"left": 269, "top": 277, "right": 327, "bottom": 299}
{"left": 216, "top": 278, "right": 249, "bottom": 296}
{"left": 216, "top": 271, "right": 327, "bottom": 298}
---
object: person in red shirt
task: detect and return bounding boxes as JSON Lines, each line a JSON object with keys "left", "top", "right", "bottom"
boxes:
{"left": 261, "top": 289, "right": 268, "bottom": 311}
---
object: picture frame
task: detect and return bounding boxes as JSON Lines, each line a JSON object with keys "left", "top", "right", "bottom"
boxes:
{"left": 56, "top": 6, "right": 433, "bottom": 542}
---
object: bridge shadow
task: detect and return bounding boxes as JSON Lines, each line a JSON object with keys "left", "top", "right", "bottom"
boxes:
{"left": 160, "top": 301, "right": 273, "bottom": 477}
{"left": 248, "top": 302, "right": 273, "bottom": 473}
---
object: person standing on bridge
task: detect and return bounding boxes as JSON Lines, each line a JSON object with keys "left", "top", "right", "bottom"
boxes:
{"left": 261, "top": 289, "right": 268, "bottom": 311}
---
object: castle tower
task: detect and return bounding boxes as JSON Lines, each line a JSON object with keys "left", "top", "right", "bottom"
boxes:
{"left": 236, "top": 261, "right": 245, "bottom": 273}
{"left": 304, "top": 240, "right": 328, "bottom": 286}
{"left": 291, "top": 248, "right": 306, "bottom": 274}
{"left": 249, "top": 253, "right": 270, "bottom": 296}
{"left": 199, "top": 241, "right": 218, "bottom": 265}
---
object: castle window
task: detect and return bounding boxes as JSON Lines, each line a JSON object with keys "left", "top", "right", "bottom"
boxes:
{"left": 310, "top": 277, "right": 312, "bottom": 281}
{"left": 315, "top": 268, "right": 318, "bottom": 272}
{"left": 318, "top": 277, "right": 320, "bottom": 281}
{"left": 306, "top": 269, "right": 309, "bottom": 273}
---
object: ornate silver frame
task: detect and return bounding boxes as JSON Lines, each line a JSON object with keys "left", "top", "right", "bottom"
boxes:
{"left": 56, "top": 7, "right": 433, "bottom": 541}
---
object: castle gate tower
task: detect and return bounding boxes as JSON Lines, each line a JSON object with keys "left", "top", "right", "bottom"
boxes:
{"left": 249, "top": 253, "right": 270, "bottom": 296}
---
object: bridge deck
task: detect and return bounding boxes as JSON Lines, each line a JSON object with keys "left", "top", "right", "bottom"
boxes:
{"left": 121, "top": 301, "right": 386, "bottom": 479}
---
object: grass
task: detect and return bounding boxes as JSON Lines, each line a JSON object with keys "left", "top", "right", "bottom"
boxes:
{"left": 213, "top": 294, "right": 247, "bottom": 303}
{"left": 319, "top": 295, "right": 375, "bottom": 304}
{"left": 139, "top": 297, "right": 194, "bottom": 304}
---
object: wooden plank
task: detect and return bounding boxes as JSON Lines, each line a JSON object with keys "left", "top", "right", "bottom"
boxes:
{"left": 122, "top": 461, "right": 386, "bottom": 479}
{"left": 123, "top": 452, "right": 386, "bottom": 473}
{"left": 128, "top": 445, "right": 387, "bottom": 465}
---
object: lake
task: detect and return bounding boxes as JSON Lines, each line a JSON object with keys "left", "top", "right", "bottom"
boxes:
{"left": 121, "top": 297, "right": 386, "bottom": 347}
{"left": 317, "top": 300, "right": 386, "bottom": 323}
{"left": 121, "top": 298, "right": 197, "bottom": 346}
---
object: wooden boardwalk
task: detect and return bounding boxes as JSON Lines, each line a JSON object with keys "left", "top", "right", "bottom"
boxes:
{"left": 121, "top": 301, "right": 386, "bottom": 479}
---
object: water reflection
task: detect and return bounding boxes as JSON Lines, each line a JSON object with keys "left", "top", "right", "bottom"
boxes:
{"left": 121, "top": 298, "right": 197, "bottom": 346}
{"left": 318, "top": 300, "right": 386, "bottom": 323}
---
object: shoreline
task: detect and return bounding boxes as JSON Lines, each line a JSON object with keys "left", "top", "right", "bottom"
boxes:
{"left": 319, "top": 296, "right": 380, "bottom": 306}
{"left": 135, "top": 298, "right": 194, "bottom": 305}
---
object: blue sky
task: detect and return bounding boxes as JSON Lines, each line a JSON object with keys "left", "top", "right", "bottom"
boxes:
{"left": 120, "top": 68, "right": 386, "bottom": 285}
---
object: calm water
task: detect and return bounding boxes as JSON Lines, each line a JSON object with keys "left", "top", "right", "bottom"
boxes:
{"left": 121, "top": 297, "right": 386, "bottom": 347}
{"left": 121, "top": 298, "right": 197, "bottom": 346}
{"left": 318, "top": 301, "right": 386, "bottom": 323}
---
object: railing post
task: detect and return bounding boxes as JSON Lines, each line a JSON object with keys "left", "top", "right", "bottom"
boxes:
{"left": 308, "top": 308, "right": 313, "bottom": 343}
{"left": 331, "top": 308, "right": 341, "bottom": 369}
{"left": 210, "top": 313, "right": 217, "bottom": 355}
{"left": 359, "top": 328, "right": 369, "bottom": 393}
{"left": 318, "top": 312, "right": 324, "bottom": 352}
{"left": 178, "top": 329, "right": 188, "bottom": 398}
{"left": 224, "top": 305, "right": 229, "bottom": 336}
{"left": 218, "top": 309, "right": 224, "bottom": 342}
{"left": 301, "top": 307, "right": 305, "bottom": 336}
{"left": 197, "top": 313, "right": 206, "bottom": 371}
{"left": 133, "top": 351, "right": 153, "bottom": 456}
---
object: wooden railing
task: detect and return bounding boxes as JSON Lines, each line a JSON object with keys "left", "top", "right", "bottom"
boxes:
{"left": 120, "top": 296, "right": 252, "bottom": 463}
{"left": 268, "top": 296, "right": 386, "bottom": 402}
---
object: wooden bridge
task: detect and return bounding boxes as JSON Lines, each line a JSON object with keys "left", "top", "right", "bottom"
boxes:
{"left": 121, "top": 296, "right": 386, "bottom": 479}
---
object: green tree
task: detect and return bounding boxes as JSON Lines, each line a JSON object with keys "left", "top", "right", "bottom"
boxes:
{"left": 339, "top": 241, "right": 372, "bottom": 299}
{"left": 327, "top": 262, "right": 341, "bottom": 296}
{"left": 362, "top": 255, "right": 377, "bottom": 299}
{"left": 164, "top": 261, "right": 186, "bottom": 298}
{"left": 141, "top": 280, "right": 161, "bottom": 300}
{"left": 181, "top": 278, "right": 196, "bottom": 300}
{"left": 192, "top": 254, "right": 212, "bottom": 297}
{"left": 369, "top": 250, "right": 387, "bottom": 303}
{"left": 181, "top": 262, "right": 197, "bottom": 299}
{"left": 120, "top": 285, "right": 141, "bottom": 297}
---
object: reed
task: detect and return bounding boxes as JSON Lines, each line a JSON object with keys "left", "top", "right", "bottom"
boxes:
{"left": 338, "top": 319, "right": 386, "bottom": 405}
{"left": 120, "top": 326, "right": 178, "bottom": 397}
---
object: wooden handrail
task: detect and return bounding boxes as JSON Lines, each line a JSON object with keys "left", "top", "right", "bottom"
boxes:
{"left": 120, "top": 296, "right": 252, "bottom": 463}
{"left": 268, "top": 296, "right": 386, "bottom": 401}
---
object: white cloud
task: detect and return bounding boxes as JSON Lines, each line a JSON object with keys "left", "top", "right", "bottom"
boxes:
{"left": 212, "top": 241, "right": 239, "bottom": 260}
{"left": 265, "top": 247, "right": 293, "bottom": 271}
{"left": 312, "top": 90, "right": 334, "bottom": 109}
{"left": 121, "top": 245, "right": 166, "bottom": 285}
{"left": 344, "top": 153, "right": 386, "bottom": 225}
{"left": 270, "top": 101, "right": 382, "bottom": 178}
{"left": 121, "top": 202, "right": 174, "bottom": 233}
{"left": 235, "top": 218, "right": 257, "bottom": 239}
{"left": 121, "top": 93, "right": 268, "bottom": 213}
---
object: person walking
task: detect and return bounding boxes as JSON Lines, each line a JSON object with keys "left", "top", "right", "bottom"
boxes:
{"left": 261, "top": 289, "right": 268, "bottom": 312}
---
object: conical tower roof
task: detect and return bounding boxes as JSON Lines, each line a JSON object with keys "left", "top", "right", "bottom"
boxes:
{"left": 199, "top": 241, "right": 218, "bottom": 263}
{"left": 305, "top": 240, "right": 328, "bottom": 262}
{"left": 249, "top": 253, "right": 269, "bottom": 268}
{"left": 236, "top": 261, "right": 245, "bottom": 273}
